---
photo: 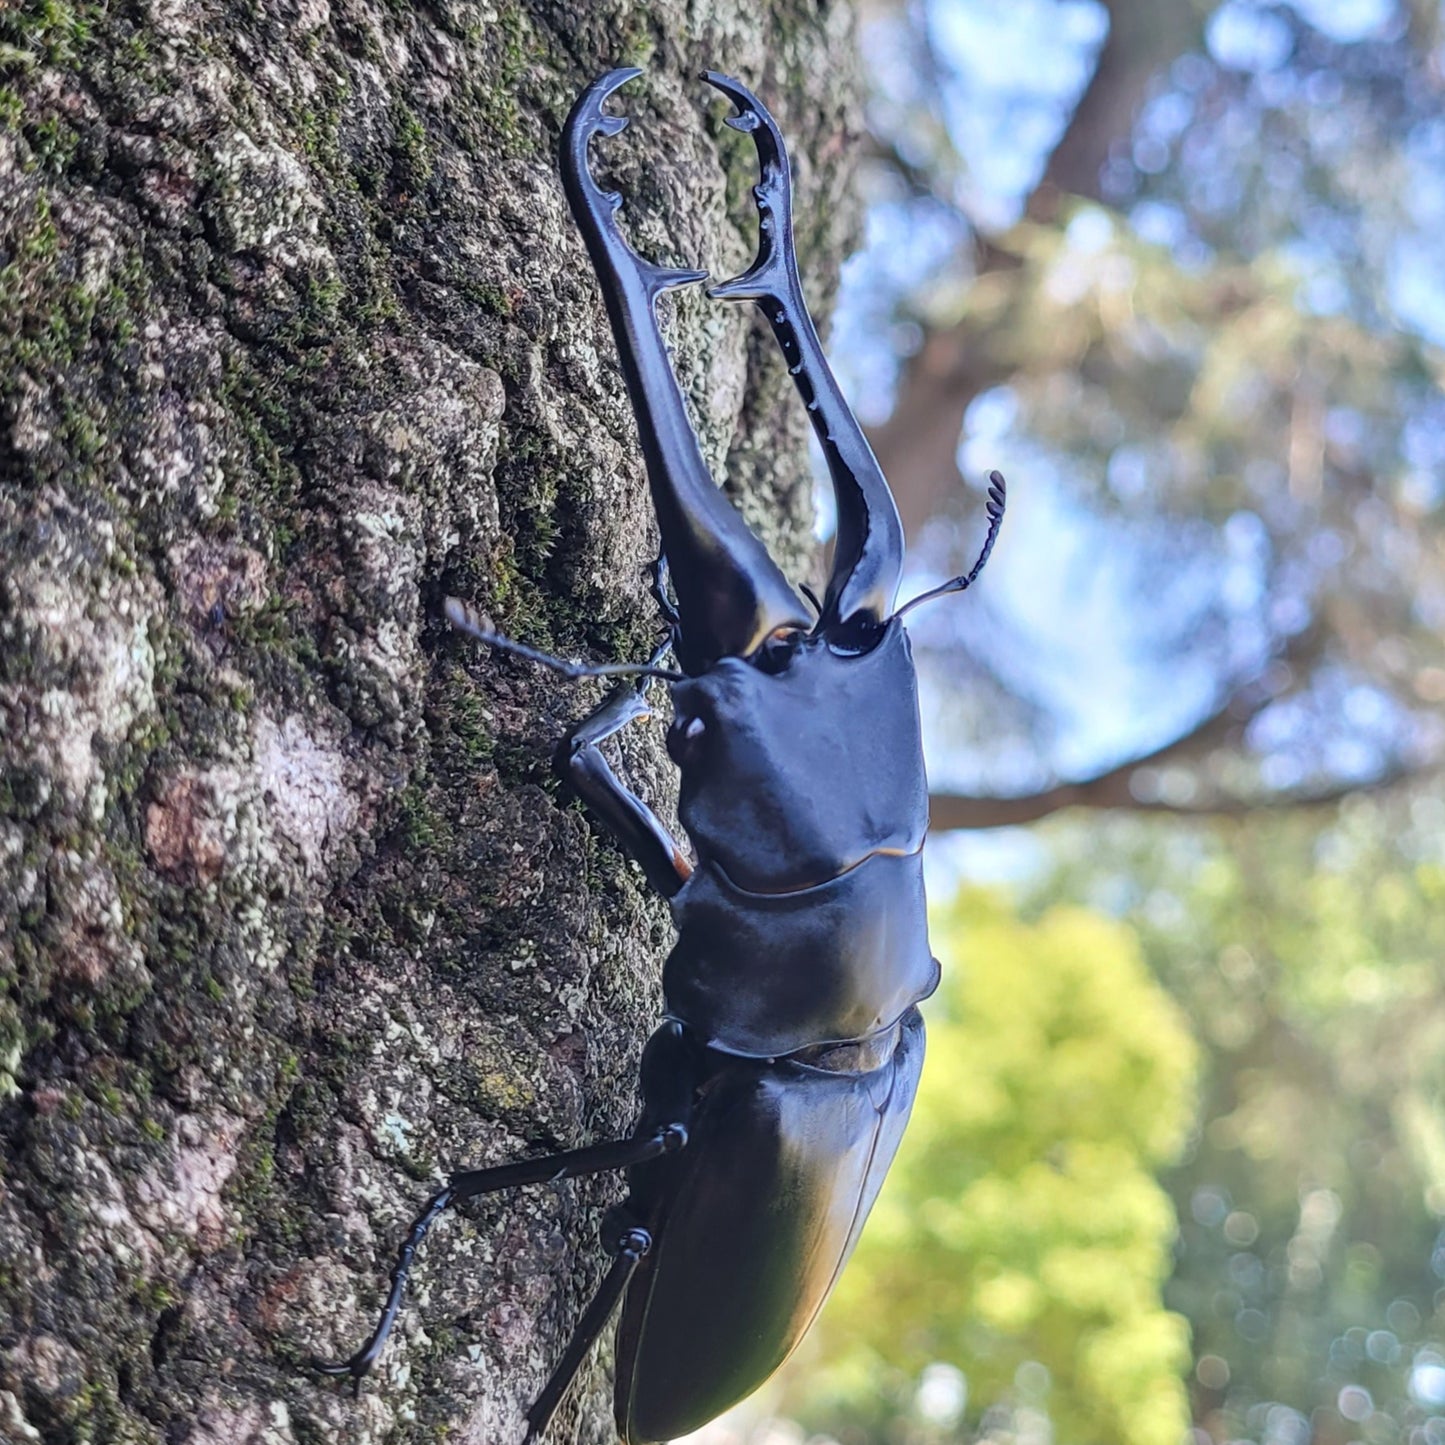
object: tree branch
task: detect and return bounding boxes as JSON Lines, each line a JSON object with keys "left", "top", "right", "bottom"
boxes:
{"left": 925, "top": 625, "right": 1359, "bottom": 830}
{"left": 870, "top": 0, "right": 1214, "bottom": 537}
{"left": 928, "top": 763, "right": 1419, "bottom": 831}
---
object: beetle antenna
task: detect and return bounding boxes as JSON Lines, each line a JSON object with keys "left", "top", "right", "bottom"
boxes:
{"left": 445, "top": 597, "right": 686, "bottom": 683}
{"left": 892, "top": 471, "right": 1006, "bottom": 621}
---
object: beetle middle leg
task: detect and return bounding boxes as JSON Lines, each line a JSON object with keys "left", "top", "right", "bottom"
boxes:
{"left": 314, "top": 1025, "right": 699, "bottom": 1426}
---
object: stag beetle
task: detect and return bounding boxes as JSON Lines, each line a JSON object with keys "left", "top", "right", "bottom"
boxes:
{"left": 313, "top": 68, "right": 1005, "bottom": 1443}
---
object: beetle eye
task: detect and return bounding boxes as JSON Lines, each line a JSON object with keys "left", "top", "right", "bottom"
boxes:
{"left": 755, "top": 632, "right": 800, "bottom": 675}
{"left": 667, "top": 714, "right": 706, "bottom": 763}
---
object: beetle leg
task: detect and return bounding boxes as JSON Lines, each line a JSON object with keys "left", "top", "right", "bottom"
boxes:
{"left": 522, "top": 1223, "right": 653, "bottom": 1445}
{"left": 446, "top": 596, "right": 683, "bottom": 683}
{"left": 702, "top": 72, "right": 906, "bottom": 639}
{"left": 558, "top": 671, "right": 692, "bottom": 898}
{"left": 311, "top": 1124, "right": 688, "bottom": 1388}
{"left": 521, "top": 1023, "right": 699, "bottom": 1440}
{"left": 448, "top": 590, "right": 688, "bottom": 893}
{"left": 562, "top": 69, "right": 810, "bottom": 673}
{"left": 646, "top": 552, "right": 681, "bottom": 635}
{"left": 312, "top": 1183, "right": 457, "bottom": 1390}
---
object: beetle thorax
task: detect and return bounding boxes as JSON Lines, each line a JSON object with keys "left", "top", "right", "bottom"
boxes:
{"left": 666, "top": 620, "right": 928, "bottom": 894}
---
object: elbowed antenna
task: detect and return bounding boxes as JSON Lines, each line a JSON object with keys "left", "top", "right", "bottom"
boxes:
{"left": 892, "top": 471, "right": 1007, "bottom": 620}
{"left": 445, "top": 598, "right": 686, "bottom": 683}
{"left": 701, "top": 71, "right": 907, "bottom": 643}
{"left": 561, "top": 69, "right": 811, "bottom": 675}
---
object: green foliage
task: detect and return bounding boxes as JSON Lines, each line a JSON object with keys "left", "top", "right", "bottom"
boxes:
{"left": 797, "top": 889, "right": 1199, "bottom": 1445}
{"left": 1039, "top": 800, "right": 1445, "bottom": 1442}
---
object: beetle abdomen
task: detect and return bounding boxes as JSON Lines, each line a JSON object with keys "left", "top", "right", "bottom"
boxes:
{"left": 615, "top": 1009, "right": 926, "bottom": 1444}
{"left": 665, "top": 849, "right": 939, "bottom": 1057}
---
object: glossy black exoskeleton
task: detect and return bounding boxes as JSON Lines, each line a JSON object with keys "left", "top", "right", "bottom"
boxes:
{"left": 313, "top": 68, "right": 1005, "bottom": 1444}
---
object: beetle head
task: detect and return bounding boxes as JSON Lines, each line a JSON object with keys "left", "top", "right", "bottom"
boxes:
{"left": 661, "top": 467, "right": 1004, "bottom": 892}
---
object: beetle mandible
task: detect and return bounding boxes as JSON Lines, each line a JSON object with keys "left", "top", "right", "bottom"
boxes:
{"left": 313, "top": 68, "right": 1005, "bottom": 1444}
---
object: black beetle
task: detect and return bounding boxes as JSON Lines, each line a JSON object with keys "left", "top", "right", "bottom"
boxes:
{"left": 314, "top": 68, "right": 1005, "bottom": 1444}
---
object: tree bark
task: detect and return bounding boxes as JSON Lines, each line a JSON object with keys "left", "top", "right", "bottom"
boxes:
{"left": 0, "top": 4, "right": 861, "bottom": 1442}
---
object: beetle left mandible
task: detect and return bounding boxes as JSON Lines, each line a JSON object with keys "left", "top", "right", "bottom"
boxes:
{"left": 312, "top": 68, "right": 1005, "bottom": 1444}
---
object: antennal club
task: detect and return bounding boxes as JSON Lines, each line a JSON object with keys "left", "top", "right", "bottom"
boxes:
{"left": 892, "top": 471, "right": 1007, "bottom": 621}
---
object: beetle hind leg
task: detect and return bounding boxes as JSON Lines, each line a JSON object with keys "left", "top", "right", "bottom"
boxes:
{"left": 522, "top": 1222, "right": 653, "bottom": 1444}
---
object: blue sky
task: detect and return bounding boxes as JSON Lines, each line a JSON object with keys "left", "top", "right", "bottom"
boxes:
{"left": 818, "top": 0, "right": 1445, "bottom": 883}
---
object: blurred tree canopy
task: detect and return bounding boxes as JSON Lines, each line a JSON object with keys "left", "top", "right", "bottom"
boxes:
{"left": 712, "top": 3, "right": 1445, "bottom": 1445}
{"left": 836, "top": 0, "right": 1445, "bottom": 827}
{"left": 798, "top": 891, "right": 1198, "bottom": 1445}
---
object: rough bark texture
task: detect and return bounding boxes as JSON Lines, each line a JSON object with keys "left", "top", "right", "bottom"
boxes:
{"left": 0, "top": 3, "right": 861, "bottom": 1441}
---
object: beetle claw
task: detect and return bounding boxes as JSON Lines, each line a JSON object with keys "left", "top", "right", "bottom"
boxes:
{"left": 310, "top": 1352, "right": 370, "bottom": 1399}
{"left": 560, "top": 68, "right": 810, "bottom": 672}
{"left": 701, "top": 71, "right": 905, "bottom": 636}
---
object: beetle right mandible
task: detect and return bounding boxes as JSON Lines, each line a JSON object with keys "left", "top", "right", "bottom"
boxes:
{"left": 313, "top": 67, "right": 1005, "bottom": 1443}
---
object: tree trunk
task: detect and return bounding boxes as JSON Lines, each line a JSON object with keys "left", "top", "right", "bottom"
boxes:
{"left": 0, "top": 4, "right": 861, "bottom": 1441}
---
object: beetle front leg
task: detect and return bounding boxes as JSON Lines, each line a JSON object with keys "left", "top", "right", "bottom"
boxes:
{"left": 558, "top": 667, "right": 692, "bottom": 898}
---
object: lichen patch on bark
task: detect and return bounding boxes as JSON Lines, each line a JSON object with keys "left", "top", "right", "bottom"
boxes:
{"left": 4, "top": 551, "right": 160, "bottom": 816}
{"left": 185, "top": 1397, "right": 298, "bottom": 1445}
{"left": 139, "top": 1113, "right": 245, "bottom": 1247}
{"left": 254, "top": 713, "right": 360, "bottom": 879}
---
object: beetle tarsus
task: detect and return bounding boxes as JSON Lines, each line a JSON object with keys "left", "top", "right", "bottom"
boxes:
{"left": 310, "top": 1182, "right": 458, "bottom": 1386}
{"left": 646, "top": 552, "right": 682, "bottom": 634}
